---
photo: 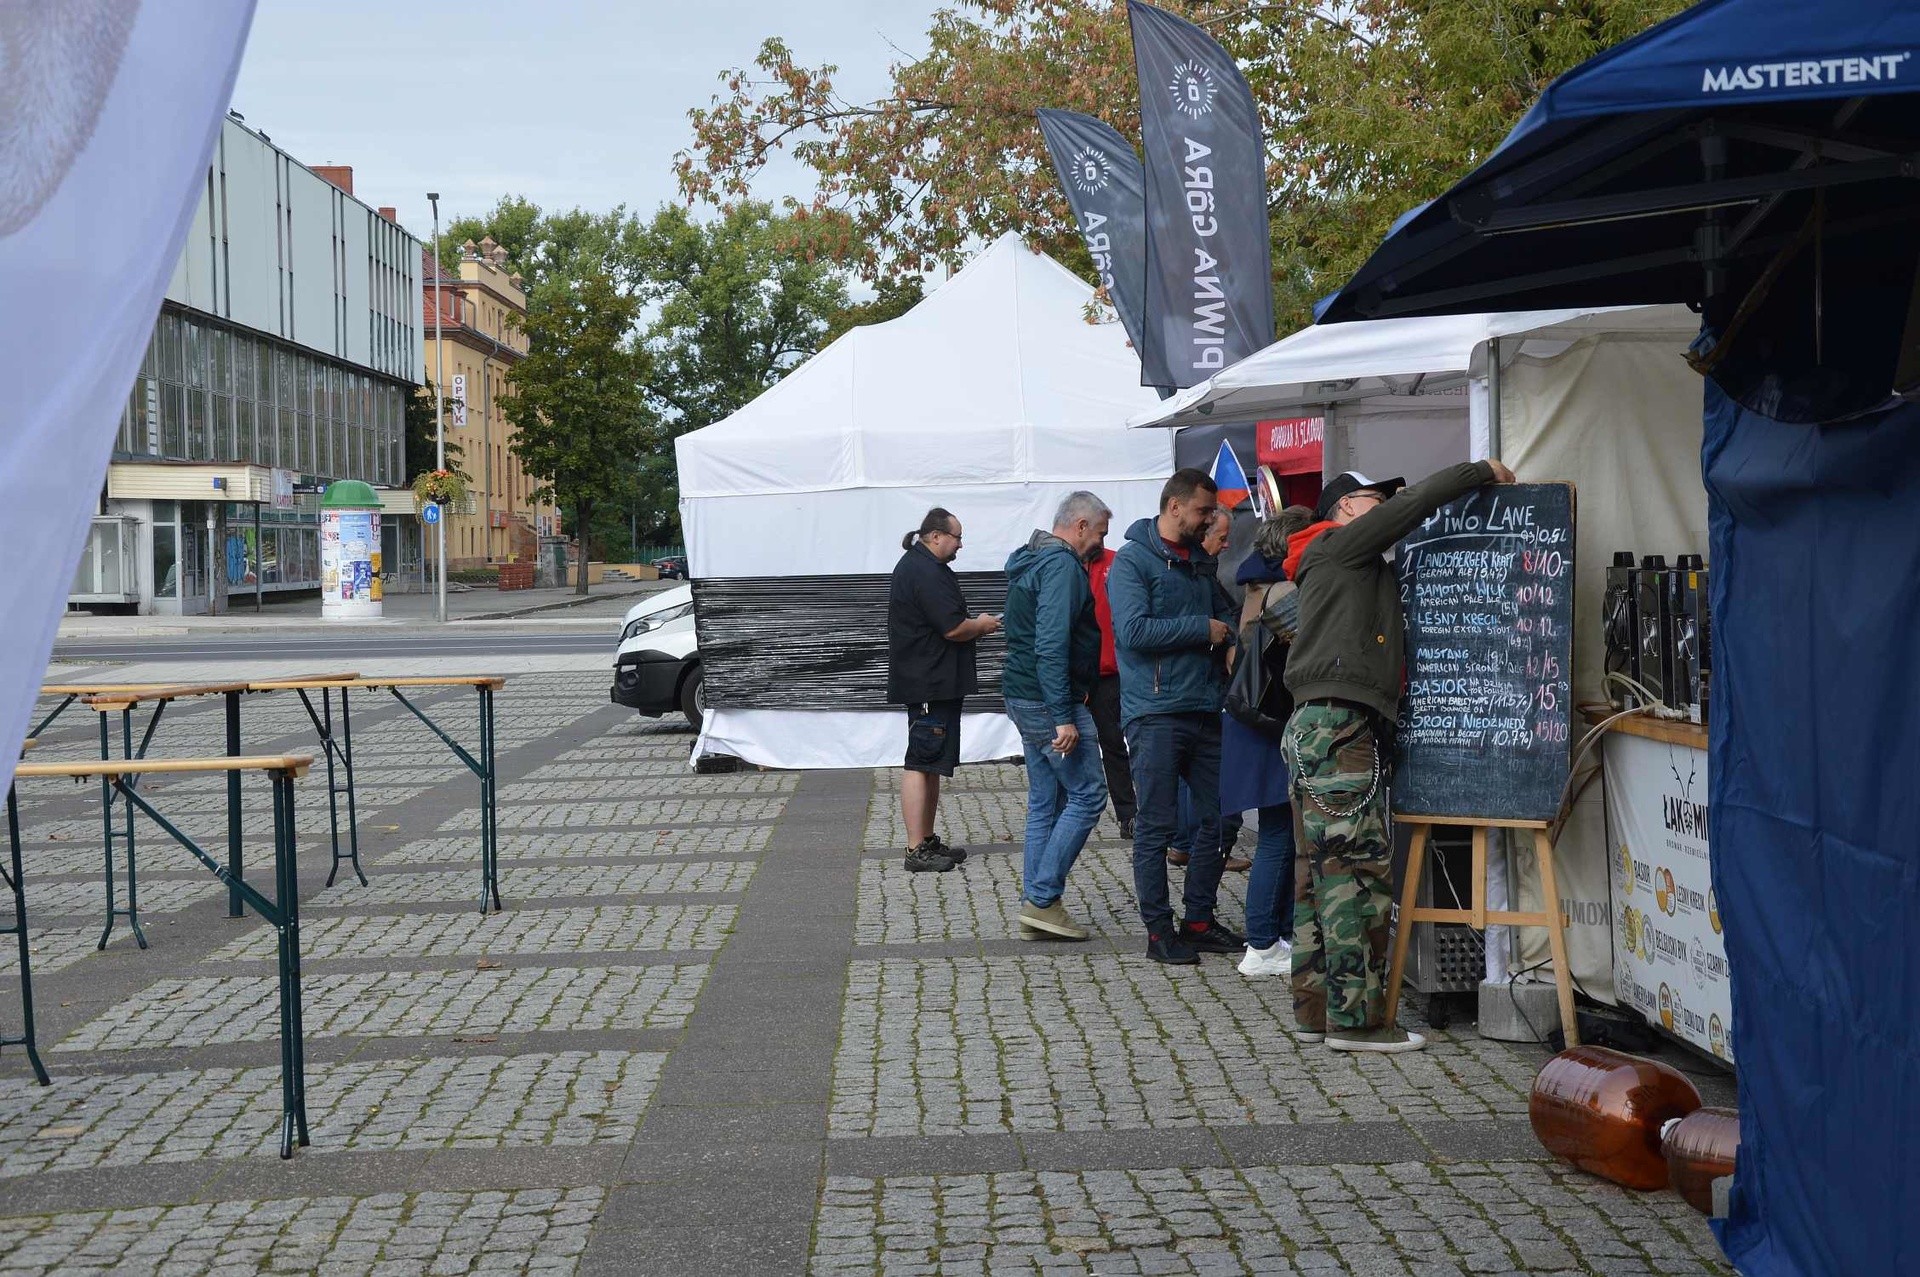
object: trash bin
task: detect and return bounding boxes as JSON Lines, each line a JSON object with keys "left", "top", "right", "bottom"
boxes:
{"left": 320, "top": 480, "right": 383, "bottom": 621}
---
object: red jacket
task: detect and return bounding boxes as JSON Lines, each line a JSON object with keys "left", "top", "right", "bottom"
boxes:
{"left": 1089, "top": 547, "right": 1120, "bottom": 677}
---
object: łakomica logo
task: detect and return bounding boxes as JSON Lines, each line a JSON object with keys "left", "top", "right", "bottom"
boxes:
{"left": 1068, "top": 145, "right": 1112, "bottom": 195}
{"left": 1168, "top": 60, "right": 1218, "bottom": 118}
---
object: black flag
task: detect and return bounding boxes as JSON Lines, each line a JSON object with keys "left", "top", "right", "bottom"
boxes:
{"left": 1036, "top": 108, "right": 1151, "bottom": 371}
{"left": 1129, "top": 0, "right": 1274, "bottom": 389}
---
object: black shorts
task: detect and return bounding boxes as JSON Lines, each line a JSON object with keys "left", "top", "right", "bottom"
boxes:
{"left": 903, "top": 700, "right": 963, "bottom": 777}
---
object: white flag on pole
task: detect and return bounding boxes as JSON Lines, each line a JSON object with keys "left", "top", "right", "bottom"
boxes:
{"left": 0, "top": 0, "right": 258, "bottom": 795}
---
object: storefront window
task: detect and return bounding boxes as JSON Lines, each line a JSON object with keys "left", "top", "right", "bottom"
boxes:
{"left": 153, "top": 524, "right": 177, "bottom": 598}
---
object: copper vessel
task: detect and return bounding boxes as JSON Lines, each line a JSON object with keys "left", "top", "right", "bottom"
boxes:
{"left": 1529, "top": 1045, "right": 1703, "bottom": 1190}
{"left": 1662, "top": 1106, "right": 1741, "bottom": 1213}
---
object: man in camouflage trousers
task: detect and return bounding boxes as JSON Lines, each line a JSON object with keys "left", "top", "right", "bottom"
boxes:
{"left": 1279, "top": 462, "right": 1513, "bottom": 1052}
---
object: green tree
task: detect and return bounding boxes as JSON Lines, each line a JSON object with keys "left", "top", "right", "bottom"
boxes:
{"left": 444, "top": 197, "right": 650, "bottom": 298}
{"left": 635, "top": 202, "right": 852, "bottom": 432}
{"left": 679, "top": 0, "right": 1689, "bottom": 328}
{"left": 504, "top": 270, "right": 653, "bottom": 594}
{"left": 403, "top": 380, "right": 468, "bottom": 485}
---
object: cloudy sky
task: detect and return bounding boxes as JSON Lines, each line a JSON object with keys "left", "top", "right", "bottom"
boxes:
{"left": 230, "top": 1, "right": 945, "bottom": 241}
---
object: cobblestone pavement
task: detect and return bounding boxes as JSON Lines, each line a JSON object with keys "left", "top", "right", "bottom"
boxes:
{"left": 0, "top": 675, "right": 1735, "bottom": 1275}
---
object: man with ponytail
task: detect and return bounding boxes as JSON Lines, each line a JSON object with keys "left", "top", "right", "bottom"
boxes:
{"left": 887, "top": 508, "right": 1001, "bottom": 872}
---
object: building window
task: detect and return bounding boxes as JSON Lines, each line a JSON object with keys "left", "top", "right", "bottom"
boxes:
{"left": 153, "top": 523, "right": 178, "bottom": 598}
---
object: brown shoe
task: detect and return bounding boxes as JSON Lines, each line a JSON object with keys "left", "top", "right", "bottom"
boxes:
{"left": 1223, "top": 856, "right": 1251, "bottom": 873}
{"left": 1166, "top": 849, "right": 1190, "bottom": 866}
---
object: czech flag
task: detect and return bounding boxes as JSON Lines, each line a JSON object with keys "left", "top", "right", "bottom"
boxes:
{"left": 1211, "top": 439, "right": 1252, "bottom": 511}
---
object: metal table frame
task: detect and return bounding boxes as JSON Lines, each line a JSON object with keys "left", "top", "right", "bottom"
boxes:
{"left": 6, "top": 753, "right": 314, "bottom": 1156}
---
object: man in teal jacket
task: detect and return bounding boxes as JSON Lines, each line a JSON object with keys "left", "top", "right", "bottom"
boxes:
{"left": 1002, "top": 491, "right": 1111, "bottom": 941}
{"left": 1108, "top": 468, "right": 1241, "bottom": 964}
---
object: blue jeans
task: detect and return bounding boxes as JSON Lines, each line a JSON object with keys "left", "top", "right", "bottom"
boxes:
{"left": 1005, "top": 699, "right": 1107, "bottom": 908}
{"left": 1127, "top": 712, "right": 1225, "bottom": 934}
{"left": 1172, "top": 783, "right": 1243, "bottom": 855}
{"left": 1244, "top": 804, "right": 1297, "bottom": 949}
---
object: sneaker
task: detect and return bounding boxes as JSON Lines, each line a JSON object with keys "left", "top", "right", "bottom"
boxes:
{"left": 1178, "top": 919, "right": 1246, "bottom": 955}
{"left": 1145, "top": 932, "right": 1200, "bottom": 965}
{"left": 903, "top": 840, "right": 956, "bottom": 873}
{"left": 1327, "top": 1025, "right": 1428, "bottom": 1054}
{"left": 929, "top": 834, "right": 968, "bottom": 864}
{"left": 1118, "top": 818, "right": 1135, "bottom": 841}
{"left": 1295, "top": 1026, "right": 1326, "bottom": 1044}
{"left": 1017, "top": 900, "right": 1089, "bottom": 941}
{"left": 1166, "top": 848, "right": 1190, "bottom": 867}
{"left": 1237, "top": 939, "right": 1291, "bottom": 976}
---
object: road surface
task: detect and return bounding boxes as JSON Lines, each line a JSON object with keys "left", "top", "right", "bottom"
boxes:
{"left": 52, "top": 630, "right": 611, "bottom": 663}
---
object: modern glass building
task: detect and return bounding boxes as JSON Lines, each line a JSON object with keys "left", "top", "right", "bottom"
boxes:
{"left": 72, "top": 116, "right": 423, "bottom": 614}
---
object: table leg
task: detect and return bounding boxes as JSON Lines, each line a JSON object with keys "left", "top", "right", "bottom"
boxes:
{"left": 314, "top": 689, "right": 344, "bottom": 886}
{"left": 118, "top": 708, "right": 147, "bottom": 950}
{"left": 226, "top": 690, "right": 244, "bottom": 918}
{"left": 97, "top": 715, "right": 116, "bottom": 950}
{"left": 272, "top": 771, "right": 310, "bottom": 1155}
{"left": 4, "top": 787, "right": 50, "bottom": 1086}
{"left": 481, "top": 685, "right": 501, "bottom": 913}
{"left": 339, "top": 688, "right": 363, "bottom": 887}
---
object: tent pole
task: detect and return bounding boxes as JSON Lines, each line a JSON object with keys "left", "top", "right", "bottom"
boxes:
{"left": 1486, "top": 336, "right": 1503, "bottom": 459}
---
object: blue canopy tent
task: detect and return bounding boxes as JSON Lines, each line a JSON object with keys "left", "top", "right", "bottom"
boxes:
{"left": 1316, "top": 3, "right": 1920, "bottom": 1274}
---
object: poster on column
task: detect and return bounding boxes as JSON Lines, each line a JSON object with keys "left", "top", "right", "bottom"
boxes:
{"left": 1604, "top": 731, "right": 1733, "bottom": 1063}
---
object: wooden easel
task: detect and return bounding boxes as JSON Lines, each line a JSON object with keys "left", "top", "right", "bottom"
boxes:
{"left": 1384, "top": 816, "right": 1580, "bottom": 1046}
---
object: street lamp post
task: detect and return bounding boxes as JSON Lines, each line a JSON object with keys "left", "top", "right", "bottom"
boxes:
{"left": 429, "top": 193, "right": 447, "bottom": 623}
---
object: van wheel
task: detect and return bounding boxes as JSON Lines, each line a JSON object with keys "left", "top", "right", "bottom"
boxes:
{"left": 679, "top": 665, "right": 705, "bottom": 731}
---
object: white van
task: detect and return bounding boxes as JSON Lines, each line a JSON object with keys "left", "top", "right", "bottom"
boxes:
{"left": 609, "top": 584, "right": 703, "bottom": 729}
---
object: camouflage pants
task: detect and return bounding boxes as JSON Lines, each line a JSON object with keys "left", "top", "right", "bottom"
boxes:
{"left": 1283, "top": 702, "right": 1391, "bottom": 1033}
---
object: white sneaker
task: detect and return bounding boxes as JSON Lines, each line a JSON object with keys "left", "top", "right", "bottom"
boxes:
{"left": 1238, "top": 939, "right": 1291, "bottom": 976}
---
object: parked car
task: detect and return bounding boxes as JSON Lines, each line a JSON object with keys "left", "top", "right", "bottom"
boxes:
{"left": 653, "top": 556, "right": 688, "bottom": 579}
{"left": 611, "top": 584, "right": 702, "bottom": 729}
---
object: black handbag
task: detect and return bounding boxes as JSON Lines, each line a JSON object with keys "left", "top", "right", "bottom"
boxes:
{"left": 1224, "top": 581, "right": 1297, "bottom": 734}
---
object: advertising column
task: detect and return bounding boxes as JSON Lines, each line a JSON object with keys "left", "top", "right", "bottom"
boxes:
{"left": 319, "top": 480, "right": 383, "bottom": 621}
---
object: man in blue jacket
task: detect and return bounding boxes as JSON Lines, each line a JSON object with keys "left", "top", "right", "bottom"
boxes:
{"left": 1108, "top": 469, "right": 1242, "bottom": 964}
{"left": 1001, "top": 491, "right": 1112, "bottom": 941}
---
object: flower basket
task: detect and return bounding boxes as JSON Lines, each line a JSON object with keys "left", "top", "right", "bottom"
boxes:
{"left": 412, "top": 469, "right": 467, "bottom": 509}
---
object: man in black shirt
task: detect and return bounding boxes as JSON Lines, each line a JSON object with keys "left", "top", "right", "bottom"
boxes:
{"left": 888, "top": 508, "right": 1001, "bottom": 872}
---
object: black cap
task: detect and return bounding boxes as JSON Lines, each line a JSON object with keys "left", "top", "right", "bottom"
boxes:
{"left": 1314, "top": 471, "right": 1405, "bottom": 522}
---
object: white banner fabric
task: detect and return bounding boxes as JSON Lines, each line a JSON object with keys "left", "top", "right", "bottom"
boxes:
{"left": 1, "top": 1, "right": 257, "bottom": 796}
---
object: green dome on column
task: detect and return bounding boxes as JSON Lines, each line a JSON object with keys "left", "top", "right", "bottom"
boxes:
{"left": 320, "top": 480, "right": 383, "bottom": 508}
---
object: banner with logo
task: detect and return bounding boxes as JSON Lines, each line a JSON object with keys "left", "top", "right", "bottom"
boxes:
{"left": 1036, "top": 109, "right": 1150, "bottom": 374}
{"left": 1256, "top": 416, "right": 1324, "bottom": 475}
{"left": 0, "top": 1, "right": 258, "bottom": 798}
{"left": 1604, "top": 731, "right": 1733, "bottom": 1064}
{"left": 1128, "top": 0, "right": 1273, "bottom": 390}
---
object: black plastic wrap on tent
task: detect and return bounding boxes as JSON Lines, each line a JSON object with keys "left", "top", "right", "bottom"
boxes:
{"left": 692, "top": 575, "right": 1009, "bottom": 713}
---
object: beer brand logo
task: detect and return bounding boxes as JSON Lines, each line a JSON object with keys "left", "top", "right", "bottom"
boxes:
{"left": 1621, "top": 905, "right": 1640, "bottom": 954}
{"left": 1168, "top": 60, "right": 1218, "bottom": 118}
{"left": 1068, "top": 145, "right": 1112, "bottom": 195}
{"left": 1617, "top": 843, "right": 1634, "bottom": 894}
{"left": 1659, "top": 982, "right": 1675, "bottom": 1031}
{"left": 1690, "top": 936, "right": 1709, "bottom": 988}
{"left": 1639, "top": 916, "right": 1654, "bottom": 962}
{"left": 1709, "top": 1013, "right": 1727, "bottom": 1059}
{"left": 1656, "top": 867, "right": 1677, "bottom": 916}
{"left": 1708, "top": 886, "right": 1722, "bottom": 934}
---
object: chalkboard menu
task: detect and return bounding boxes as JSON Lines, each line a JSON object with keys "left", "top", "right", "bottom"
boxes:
{"left": 1392, "top": 482, "right": 1575, "bottom": 822}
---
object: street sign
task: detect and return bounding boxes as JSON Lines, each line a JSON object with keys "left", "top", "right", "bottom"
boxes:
{"left": 422, "top": 502, "right": 441, "bottom": 525}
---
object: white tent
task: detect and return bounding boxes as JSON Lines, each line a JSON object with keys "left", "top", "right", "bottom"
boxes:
{"left": 677, "top": 233, "right": 1172, "bottom": 770}
{"left": 1135, "top": 305, "right": 1707, "bottom": 1006}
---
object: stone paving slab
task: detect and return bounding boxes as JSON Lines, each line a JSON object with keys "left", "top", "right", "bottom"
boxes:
{"left": 24, "top": 877, "right": 222, "bottom": 921}
{"left": 864, "top": 785, "right": 1140, "bottom": 851}
{"left": 829, "top": 954, "right": 1537, "bottom": 1139}
{"left": 56, "top": 965, "right": 709, "bottom": 1051}
{"left": 0, "top": 1051, "right": 660, "bottom": 1177}
{"left": 311, "top": 860, "right": 755, "bottom": 907}
{"left": 809, "top": 1161, "right": 1730, "bottom": 1276}
{"left": 855, "top": 843, "right": 1248, "bottom": 945}
{"left": 0, "top": 1186, "right": 603, "bottom": 1277}
{"left": 206, "top": 904, "right": 737, "bottom": 962}
{"left": 376, "top": 825, "right": 773, "bottom": 866}
{"left": 0, "top": 926, "right": 136, "bottom": 975}
{"left": 444, "top": 797, "right": 787, "bottom": 830}
{"left": 497, "top": 775, "right": 798, "bottom": 800}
